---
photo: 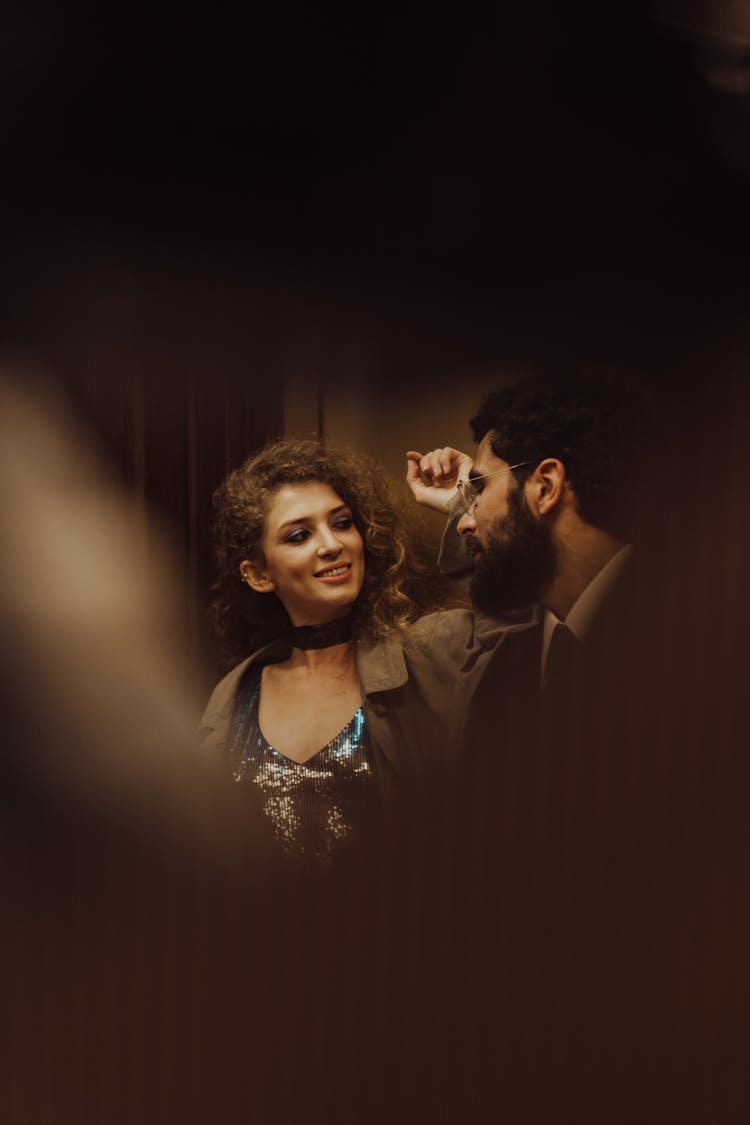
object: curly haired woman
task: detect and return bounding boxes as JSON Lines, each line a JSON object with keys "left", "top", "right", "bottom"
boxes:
{"left": 198, "top": 437, "right": 464, "bottom": 866}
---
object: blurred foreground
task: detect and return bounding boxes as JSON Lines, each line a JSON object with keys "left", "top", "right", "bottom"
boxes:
{"left": 1, "top": 372, "right": 749, "bottom": 1124}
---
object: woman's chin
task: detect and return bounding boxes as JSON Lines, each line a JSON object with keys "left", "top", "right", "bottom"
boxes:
{"left": 292, "top": 599, "right": 359, "bottom": 628}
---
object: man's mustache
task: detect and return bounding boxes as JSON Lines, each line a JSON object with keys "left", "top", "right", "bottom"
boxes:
{"left": 465, "top": 536, "right": 484, "bottom": 558}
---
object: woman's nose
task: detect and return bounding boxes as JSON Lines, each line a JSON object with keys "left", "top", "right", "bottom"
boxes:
{"left": 317, "top": 528, "right": 342, "bottom": 555}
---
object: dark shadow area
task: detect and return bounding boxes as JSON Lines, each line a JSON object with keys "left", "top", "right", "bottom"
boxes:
{"left": 1, "top": 6, "right": 749, "bottom": 1123}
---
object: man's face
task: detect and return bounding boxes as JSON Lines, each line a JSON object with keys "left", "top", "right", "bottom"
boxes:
{"left": 460, "top": 433, "right": 556, "bottom": 613}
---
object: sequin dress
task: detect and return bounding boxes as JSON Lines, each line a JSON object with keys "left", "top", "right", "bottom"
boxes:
{"left": 227, "top": 664, "right": 376, "bottom": 864}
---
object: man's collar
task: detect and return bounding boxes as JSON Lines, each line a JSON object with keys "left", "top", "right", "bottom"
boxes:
{"left": 541, "top": 544, "right": 633, "bottom": 672}
{"left": 565, "top": 544, "right": 633, "bottom": 642}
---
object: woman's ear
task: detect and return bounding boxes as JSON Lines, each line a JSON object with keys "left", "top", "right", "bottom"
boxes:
{"left": 529, "top": 458, "right": 567, "bottom": 517}
{"left": 239, "top": 560, "right": 275, "bottom": 594}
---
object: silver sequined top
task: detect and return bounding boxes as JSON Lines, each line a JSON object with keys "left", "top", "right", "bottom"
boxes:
{"left": 228, "top": 664, "right": 375, "bottom": 864}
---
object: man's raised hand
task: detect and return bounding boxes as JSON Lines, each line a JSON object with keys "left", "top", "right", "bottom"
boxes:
{"left": 405, "top": 447, "right": 473, "bottom": 514}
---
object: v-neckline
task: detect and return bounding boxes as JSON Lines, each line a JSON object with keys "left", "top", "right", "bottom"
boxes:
{"left": 256, "top": 706, "right": 364, "bottom": 766}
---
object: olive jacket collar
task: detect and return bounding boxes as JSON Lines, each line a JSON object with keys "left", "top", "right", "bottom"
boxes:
{"left": 199, "top": 608, "right": 540, "bottom": 791}
{"left": 198, "top": 634, "right": 418, "bottom": 786}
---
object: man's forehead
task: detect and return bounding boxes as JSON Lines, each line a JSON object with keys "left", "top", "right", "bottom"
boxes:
{"left": 473, "top": 432, "right": 508, "bottom": 475}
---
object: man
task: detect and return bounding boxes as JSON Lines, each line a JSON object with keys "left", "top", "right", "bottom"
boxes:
{"left": 400, "top": 372, "right": 745, "bottom": 1124}
{"left": 405, "top": 369, "right": 655, "bottom": 882}
{"left": 406, "top": 374, "right": 646, "bottom": 699}
{"left": 403, "top": 374, "right": 689, "bottom": 1122}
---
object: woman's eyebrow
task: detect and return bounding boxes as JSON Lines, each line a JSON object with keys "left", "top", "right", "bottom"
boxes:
{"left": 276, "top": 504, "right": 349, "bottom": 531}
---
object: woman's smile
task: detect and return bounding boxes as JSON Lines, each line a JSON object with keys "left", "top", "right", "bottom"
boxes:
{"left": 314, "top": 563, "right": 353, "bottom": 582}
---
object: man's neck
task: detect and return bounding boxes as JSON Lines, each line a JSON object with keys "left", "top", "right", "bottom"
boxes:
{"left": 541, "top": 525, "right": 625, "bottom": 621}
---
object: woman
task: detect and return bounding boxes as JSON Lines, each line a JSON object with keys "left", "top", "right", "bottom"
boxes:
{"left": 199, "top": 437, "right": 460, "bottom": 866}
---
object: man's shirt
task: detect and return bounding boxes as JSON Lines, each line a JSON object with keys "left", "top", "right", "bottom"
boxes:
{"left": 540, "top": 545, "right": 633, "bottom": 688}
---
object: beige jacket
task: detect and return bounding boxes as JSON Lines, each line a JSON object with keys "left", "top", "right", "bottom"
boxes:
{"left": 198, "top": 608, "right": 537, "bottom": 801}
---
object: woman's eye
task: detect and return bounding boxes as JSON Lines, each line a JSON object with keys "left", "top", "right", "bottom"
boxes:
{"left": 285, "top": 529, "right": 309, "bottom": 544}
{"left": 332, "top": 516, "right": 353, "bottom": 530}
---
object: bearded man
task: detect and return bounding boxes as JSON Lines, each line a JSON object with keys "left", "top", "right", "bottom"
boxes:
{"left": 407, "top": 374, "right": 646, "bottom": 700}
{"left": 404, "top": 373, "right": 686, "bottom": 1122}
{"left": 404, "top": 372, "right": 746, "bottom": 1125}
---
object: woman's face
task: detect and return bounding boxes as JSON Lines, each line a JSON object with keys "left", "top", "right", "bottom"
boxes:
{"left": 242, "top": 481, "right": 365, "bottom": 626}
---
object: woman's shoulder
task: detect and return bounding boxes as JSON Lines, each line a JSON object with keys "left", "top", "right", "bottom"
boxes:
{"left": 198, "top": 656, "right": 255, "bottom": 743}
{"left": 201, "top": 635, "right": 294, "bottom": 718}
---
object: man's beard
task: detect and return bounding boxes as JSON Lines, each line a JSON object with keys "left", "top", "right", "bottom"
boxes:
{"left": 469, "top": 485, "right": 557, "bottom": 614}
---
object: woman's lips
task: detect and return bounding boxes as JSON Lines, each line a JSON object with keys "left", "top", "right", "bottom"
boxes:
{"left": 314, "top": 563, "right": 352, "bottom": 583}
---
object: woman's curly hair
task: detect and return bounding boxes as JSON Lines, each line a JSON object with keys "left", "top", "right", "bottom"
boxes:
{"left": 210, "top": 437, "right": 432, "bottom": 667}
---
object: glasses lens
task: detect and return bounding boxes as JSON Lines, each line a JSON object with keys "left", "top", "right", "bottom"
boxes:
{"left": 460, "top": 481, "right": 478, "bottom": 514}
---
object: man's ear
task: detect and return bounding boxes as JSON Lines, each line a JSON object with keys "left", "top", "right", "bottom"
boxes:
{"left": 528, "top": 458, "right": 567, "bottom": 517}
{"left": 239, "top": 560, "right": 275, "bottom": 594}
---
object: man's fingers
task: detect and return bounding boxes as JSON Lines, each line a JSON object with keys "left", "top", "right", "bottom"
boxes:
{"left": 408, "top": 450, "right": 442, "bottom": 483}
{"left": 420, "top": 449, "right": 447, "bottom": 481}
{"left": 440, "top": 450, "right": 456, "bottom": 476}
{"left": 421, "top": 447, "right": 469, "bottom": 482}
{"left": 405, "top": 449, "right": 458, "bottom": 513}
{"left": 405, "top": 452, "right": 425, "bottom": 487}
{"left": 407, "top": 447, "right": 471, "bottom": 492}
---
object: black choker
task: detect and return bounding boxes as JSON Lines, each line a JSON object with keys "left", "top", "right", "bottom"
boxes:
{"left": 289, "top": 616, "right": 354, "bottom": 650}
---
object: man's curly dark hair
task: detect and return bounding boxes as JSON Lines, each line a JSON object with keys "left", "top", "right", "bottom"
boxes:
{"left": 210, "top": 437, "right": 430, "bottom": 667}
{"left": 470, "top": 373, "right": 651, "bottom": 540}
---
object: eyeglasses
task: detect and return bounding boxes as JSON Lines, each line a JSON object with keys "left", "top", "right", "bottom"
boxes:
{"left": 456, "top": 461, "right": 536, "bottom": 516}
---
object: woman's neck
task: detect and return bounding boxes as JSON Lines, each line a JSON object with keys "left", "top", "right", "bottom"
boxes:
{"left": 284, "top": 640, "right": 356, "bottom": 673}
{"left": 288, "top": 614, "right": 354, "bottom": 651}
{"left": 280, "top": 613, "right": 356, "bottom": 673}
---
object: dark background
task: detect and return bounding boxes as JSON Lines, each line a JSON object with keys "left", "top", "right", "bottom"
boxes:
{"left": 2, "top": 4, "right": 748, "bottom": 290}
{"left": 2, "top": 4, "right": 749, "bottom": 678}
{"left": 2, "top": 8, "right": 750, "bottom": 1123}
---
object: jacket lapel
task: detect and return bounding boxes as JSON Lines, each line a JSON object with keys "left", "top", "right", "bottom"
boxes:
{"left": 356, "top": 638, "right": 408, "bottom": 779}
